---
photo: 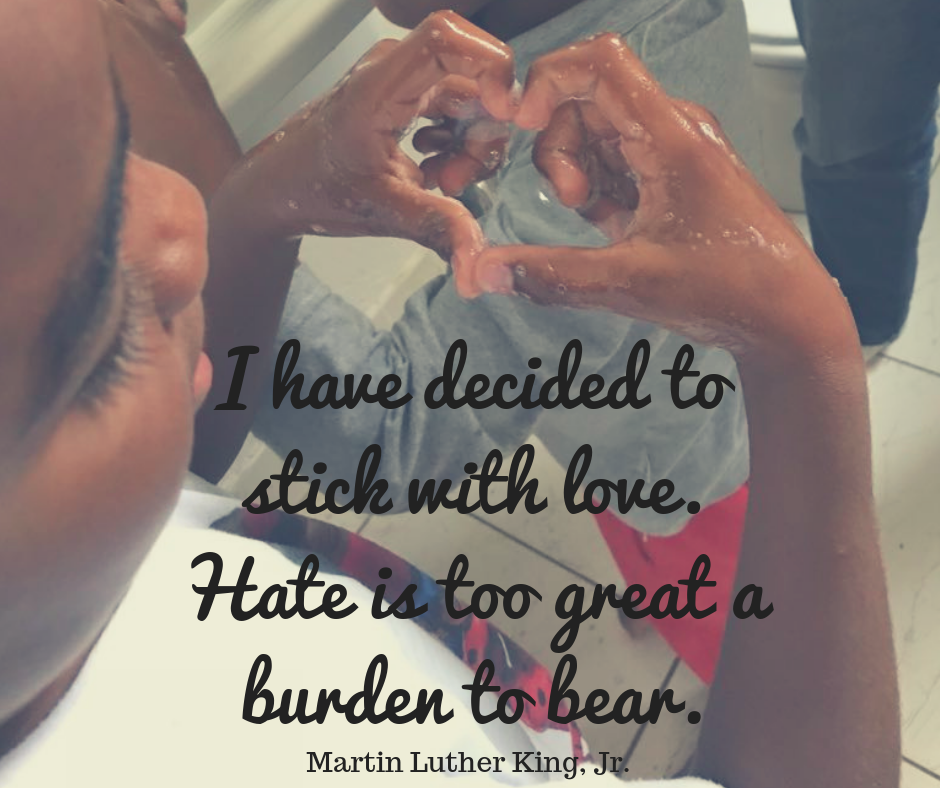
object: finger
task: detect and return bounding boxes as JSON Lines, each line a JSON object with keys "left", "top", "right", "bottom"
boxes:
{"left": 532, "top": 101, "right": 591, "bottom": 208}
{"left": 381, "top": 179, "right": 487, "bottom": 295}
{"left": 473, "top": 243, "right": 624, "bottom": 306}
{"left": 579, "top": 193, "right": 638, "bottom": 241}
{"left": 423, "top": 76, "right": 485, "bottom": 122}
{"left": 372, "top": 11, "right": 517, "bottom": 126}
{"left": 420, "top": 119, "right": 508, "bottom": 195}
{"left": 444, "top": 153, "right": 498, "bottom": 196}
{"left": 413, "top": 124, "right": 457, "bottom": 154}
{"left": 419, "top": 153, "right": 449, "bottom": 190}
{"left": 585, "top": 139, "right": 639, "bottom": 216}
{"left": 423, "top": 77, "right": 509, "bottom": 160}
{"left": 533, "top": 99, "right": 639, "bottom": 237}
{"left": 578, "top": 99, "right": 620, "bottom": 139}
{"left": 451, "top": 119, "right": 509, "bottom": 179}
{"left": 471, "top": 239, "right": 673, "bottom": 311}
{"left": 592, "top": 134, "right": 633, "bottom": 177}
{"left": 421, "top": 149, "right": 496, "bottom": 196}
{"left": 516, "top": 34, "right": 689, "bottom": 152}
{"left": 354, "top": 38, "right": 401, "bottom": 68}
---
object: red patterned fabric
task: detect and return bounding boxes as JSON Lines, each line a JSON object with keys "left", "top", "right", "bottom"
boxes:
{"left": 211, "top": 507, "right": 583, "bottom": 757}
{"left": 593, "top": 485, "right": 749, "bottom": 684}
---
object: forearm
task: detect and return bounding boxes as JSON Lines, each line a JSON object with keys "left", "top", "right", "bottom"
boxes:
{"left": 374, "top": 0, "right": 490, "bottom": 28}
{"left": 192, "top": 181, "right": 300, "bottom": 482}
{"left": 467, "top": 31, "right": 901, "bottom": 786}
{"left": 375, "top": 0, "right": 588, "bottom": 40}
{"left": 695, "top": 333, "right": 900, "bottom": 788}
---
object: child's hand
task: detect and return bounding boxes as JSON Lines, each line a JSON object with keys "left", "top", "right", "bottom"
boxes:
{"left": 471, "top": 35, "right": 854, "bottom": 359}
{"left": 223, "top": 11, "right": 515, "bottom": 296}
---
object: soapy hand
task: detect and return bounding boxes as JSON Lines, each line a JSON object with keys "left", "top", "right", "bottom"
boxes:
{"left": 471, "top": 35, "right": 848, "bottom": 357}
{"left": 229, "top": 11, "right": 515, "bottom": 297}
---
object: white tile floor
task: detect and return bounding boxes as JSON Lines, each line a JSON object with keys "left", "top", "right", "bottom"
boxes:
{"left": 224, "top": 175, "right": 940, "bottom": 783}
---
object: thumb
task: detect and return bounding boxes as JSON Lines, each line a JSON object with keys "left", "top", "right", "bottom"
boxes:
{"left": 386, "top": 182, "right": 487, "bottom": 294}
{"left": 471, "top": 239, "right": 667, "bottom": 311}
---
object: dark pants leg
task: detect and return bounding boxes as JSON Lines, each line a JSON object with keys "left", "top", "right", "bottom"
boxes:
{"left": 802, "top": 116, "right": 936, "bottom": 344}
{"left": 791, "top": 0, "right": 940, "bottom": 344}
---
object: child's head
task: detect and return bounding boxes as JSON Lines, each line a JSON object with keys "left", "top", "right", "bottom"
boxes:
{"left": 0, "top": 0, "right": 210, "bottom": 736}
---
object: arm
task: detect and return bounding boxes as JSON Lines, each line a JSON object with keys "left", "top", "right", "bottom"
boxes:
{"left": 192, "top": 189, "right": 299, "bottom": 482}
{"left": 374, "top": 0, "right": 490, "bottom": 29}
{"left": 472, "top": 37, "right": 900, "bottom": 788}
{"left": 373, "top": 0, "right": 588, "bottom": 41}
{"left": 697, "top": 335, "right": 898, "bottom": 788}
{"left": 191, "top": 12, "right": 517, "bottom": 481}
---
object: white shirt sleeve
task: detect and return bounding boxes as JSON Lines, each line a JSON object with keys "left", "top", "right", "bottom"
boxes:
{"left": 0, "top": 513, "right": 731, "bottom": 788}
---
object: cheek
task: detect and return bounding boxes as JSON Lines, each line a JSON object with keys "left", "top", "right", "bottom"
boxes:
{"left": 0, "top": 342, "right": 194, "bottom": 717}
{"left": 41, "top": 340, "right": 194, "bottom": 587}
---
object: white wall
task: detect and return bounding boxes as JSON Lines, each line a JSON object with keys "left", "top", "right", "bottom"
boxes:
{"left": 238, "top": 10, "right": 408, "bottom": 148}
{"left": 185, "top": 0, "right": 228, "bottom": 30}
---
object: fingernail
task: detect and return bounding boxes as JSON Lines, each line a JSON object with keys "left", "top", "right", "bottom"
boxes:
{"left": 476, "top": 262, "right": 514, "bottom": 294}
{"left": 508, "top": 81, "right": 523, "bottom": 113}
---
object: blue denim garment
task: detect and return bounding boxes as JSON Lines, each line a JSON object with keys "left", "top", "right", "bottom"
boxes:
{"left": 793, "top": 0, "right": 940, "bottom": 342}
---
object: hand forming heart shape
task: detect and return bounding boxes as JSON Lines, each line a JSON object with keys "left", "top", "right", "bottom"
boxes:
{"left": 238, "top": 11, "right": 845, "bottom": 357}
{"left": 411, "top": 27, "right": 841, "bottom": 358}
